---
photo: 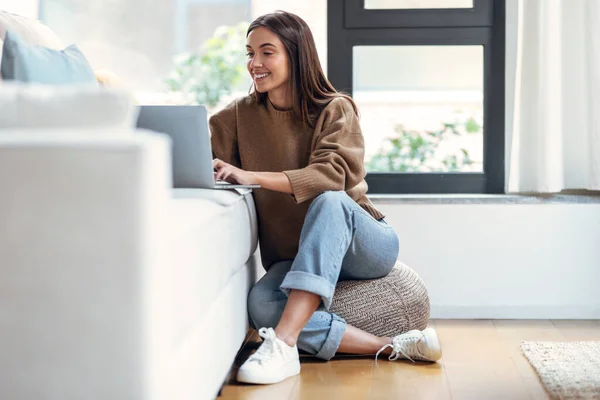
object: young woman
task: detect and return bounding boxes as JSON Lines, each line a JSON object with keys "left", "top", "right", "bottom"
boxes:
{"left": 210, "top": 10, "right": 442, "bottom": 385}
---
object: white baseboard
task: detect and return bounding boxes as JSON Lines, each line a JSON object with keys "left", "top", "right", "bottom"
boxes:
{"left": 431, "top": 305, "right": 600, "bottom": 320}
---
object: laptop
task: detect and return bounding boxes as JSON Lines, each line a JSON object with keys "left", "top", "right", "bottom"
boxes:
{"left": 136, "top": 105, "right": 260, "bottom": 190}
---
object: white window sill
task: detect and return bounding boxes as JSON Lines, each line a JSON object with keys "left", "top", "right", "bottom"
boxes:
{"left": 369, "top": 191, "right": 600, "bottom": 204}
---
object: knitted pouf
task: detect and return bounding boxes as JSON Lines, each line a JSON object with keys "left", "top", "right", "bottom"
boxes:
{"left": 330, "top": 261, "right": 430, "bottom": 338}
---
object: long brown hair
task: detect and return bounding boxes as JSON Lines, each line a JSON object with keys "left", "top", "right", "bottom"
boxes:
{"left": 247, "top": 10, "right": 358, "bottom": 128}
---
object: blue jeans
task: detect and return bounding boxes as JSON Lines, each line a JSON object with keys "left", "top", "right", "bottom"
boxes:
{"left": 247, "top": 191, "right": 400, "bottom": 360}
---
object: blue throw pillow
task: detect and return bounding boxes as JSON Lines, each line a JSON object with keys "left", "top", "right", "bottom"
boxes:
{"left": 1, "top": 30, "right": 97, "bottom": 85}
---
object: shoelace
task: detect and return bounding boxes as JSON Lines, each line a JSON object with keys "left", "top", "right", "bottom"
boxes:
{"left": 375, "top": 334, "right": 421, "bottom": 362}
{"left": 247, "top": 327, "right": 279, "bottom": 364}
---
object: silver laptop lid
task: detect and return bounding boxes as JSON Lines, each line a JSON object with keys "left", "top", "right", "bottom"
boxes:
{"left": 136, "top": 105, "right": 215, "bottom": 188}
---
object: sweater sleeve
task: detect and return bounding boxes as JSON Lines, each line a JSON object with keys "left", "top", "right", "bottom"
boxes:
{"left": 209, "top": 104, "right": 241, "bottom": 169}
{"left": 283, "top": 97, "right": 366, "bottom": 204}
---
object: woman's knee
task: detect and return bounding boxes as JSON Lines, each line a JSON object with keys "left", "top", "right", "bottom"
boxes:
{"left": 315, "top": 190, "right": 347, "bottom": 203}
{"left": 308, "top": 191, "right": 349, "bottom": 214}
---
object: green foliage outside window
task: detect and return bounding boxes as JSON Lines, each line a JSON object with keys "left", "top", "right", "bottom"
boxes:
{"left": 366, "top": 116, "right": 482, "bottom": 172}
{"left": 165, "top": 22, "right": 250, "bottom": 107}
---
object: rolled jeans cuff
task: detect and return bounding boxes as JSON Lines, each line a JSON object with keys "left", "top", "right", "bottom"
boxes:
{"left": 280, "top": 271, "right": 336, "bottom": 310}
{"left": 315, "top": 314, "right": 346, "bottom": 360}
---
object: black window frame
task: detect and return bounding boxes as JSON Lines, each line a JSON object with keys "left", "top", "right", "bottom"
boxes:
{"left": 327, "top": 0, "right": 505, "bottom": 194}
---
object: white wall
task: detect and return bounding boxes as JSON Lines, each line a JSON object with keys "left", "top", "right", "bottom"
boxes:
{"left": 377, "top": 202, "right": 600, "bottom": 319}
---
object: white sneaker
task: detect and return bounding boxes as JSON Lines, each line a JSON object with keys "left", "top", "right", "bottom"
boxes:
{"left": 237, "top": 327, "right": 301, "bottom": 385}
{"left": 375, "top": 327, "right": 442, "bottom": 362}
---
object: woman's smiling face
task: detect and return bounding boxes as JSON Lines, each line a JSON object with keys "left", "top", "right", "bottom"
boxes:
{"left": 246, "top": 27, "right": 291, "bottom": 95}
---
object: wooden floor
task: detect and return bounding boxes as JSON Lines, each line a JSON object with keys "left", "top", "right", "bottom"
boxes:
{"left": 220, "top": 319, "right": 600, "bottom": 400}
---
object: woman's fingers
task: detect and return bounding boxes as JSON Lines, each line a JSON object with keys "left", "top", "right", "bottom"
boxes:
{"left": 215, "top": 166, "right": 226, "bottom": 181}
{"left": 213, "top": 159, "right": 224, "bottom": 174}
{"left": 213, "top": 158, "right": 230, "bottom": 170}
{"left": 222, "top": 170, "right": 233, "bottom": 182}
{"left": 215, "top": 165, "right": 235, "bottom": 183}
{"left": 213, "top": 159, "right": 243, "bottom": 183}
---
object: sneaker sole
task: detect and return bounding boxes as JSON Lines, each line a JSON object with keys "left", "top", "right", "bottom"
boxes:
{"left": 421, "top": 328, "right": 442, "bottom": 362}
{"left": 237, "top": 361, "right": 301, "bottom": 385}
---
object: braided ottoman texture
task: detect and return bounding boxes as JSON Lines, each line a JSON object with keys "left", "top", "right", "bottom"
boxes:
{"left": 330, "top": 261, "right": 430, "bottom": 338}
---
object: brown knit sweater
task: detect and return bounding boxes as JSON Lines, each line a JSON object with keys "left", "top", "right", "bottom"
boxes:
{"left": 210, "top": 95, "right": 384, "bottom": 270}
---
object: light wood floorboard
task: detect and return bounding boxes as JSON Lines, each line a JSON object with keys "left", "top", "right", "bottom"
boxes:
{"left": 219, "top": 319, "right": 600, "bottom": 400}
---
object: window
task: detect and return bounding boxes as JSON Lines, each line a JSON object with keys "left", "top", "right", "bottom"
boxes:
{"left": 37, "top": 0, "right": 327, "bottom": 115}
{"left": 354, "top": 45, "right": 484, "bottom": 174}
{"left": 328, "top": 0, "right": 505, "bottom": 194}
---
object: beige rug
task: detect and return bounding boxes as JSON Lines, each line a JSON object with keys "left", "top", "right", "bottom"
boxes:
{"left": 521, "top": 341, "right": 600, "bottom": 399}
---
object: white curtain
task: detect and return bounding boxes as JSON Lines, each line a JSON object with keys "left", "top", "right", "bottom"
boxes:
{"left": 507, "top": 0, "right": 600, "bottom": 192}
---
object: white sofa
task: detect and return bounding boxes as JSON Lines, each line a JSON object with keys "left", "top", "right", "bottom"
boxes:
{"left": 0, "top": 130, "right": 261, "bottom": 400}
{"left": 0, "top": 11, "right": 261, "bottom": 400}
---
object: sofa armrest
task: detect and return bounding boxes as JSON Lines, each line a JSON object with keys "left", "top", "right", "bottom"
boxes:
{"left": 0, "top": 129, "right": 173, "bottom": 399}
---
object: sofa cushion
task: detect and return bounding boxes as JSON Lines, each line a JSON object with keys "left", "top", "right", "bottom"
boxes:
{"left": 0, "top": 10, "right": 64, "bottom": 69}
{"left": 1, "top": 30, "right": 96, "bottom": 84}
{"left": 0, "top": 83, "right": 138, "bottom": 129}
{"left": 170, "top": 189, "right": 258, "bottom": 345}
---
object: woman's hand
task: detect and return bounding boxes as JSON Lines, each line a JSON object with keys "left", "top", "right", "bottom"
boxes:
{"left": 213, "top": 158, "right": 294, "bottom": 193}
{"left": 213, "top": 158, "right": 258, "bottom": 185}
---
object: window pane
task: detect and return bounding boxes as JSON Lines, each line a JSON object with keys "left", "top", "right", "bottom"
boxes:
{"left": 353, "top": 45, "right": 483, "bottom": 173}
{"left": 38, "top": 0, "right": 327, "bottom": 110}
{"left": 364, "top": 0, "right": 473, "bottom": 9}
